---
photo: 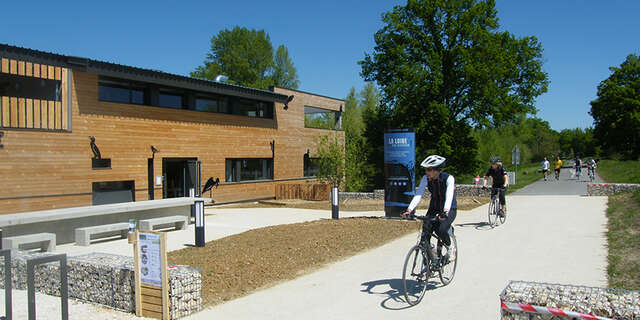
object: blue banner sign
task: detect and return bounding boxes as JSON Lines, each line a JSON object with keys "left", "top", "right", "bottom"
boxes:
{"left": 384, "top": 129, "right": 415, "bottom": 217}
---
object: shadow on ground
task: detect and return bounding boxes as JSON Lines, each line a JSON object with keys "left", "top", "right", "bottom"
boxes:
{"left": 455, "top": 222, "right": 493, "bottom": 230}
{"left": 360, "top": 278, "right": 441, "bottom": 310}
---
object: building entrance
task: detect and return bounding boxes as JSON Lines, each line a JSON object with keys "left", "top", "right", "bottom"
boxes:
{"left": 162, "top": 158, "right": 200, "bottom": 199}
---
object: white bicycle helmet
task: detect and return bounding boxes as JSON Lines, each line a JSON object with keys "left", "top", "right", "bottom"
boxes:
{"left": 420, "top": 155, "right": 446, "bottom": 169}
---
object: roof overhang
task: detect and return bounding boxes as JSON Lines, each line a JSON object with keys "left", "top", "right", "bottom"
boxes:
{"left": 0, "top": 43, "right": 290, "bottom": 103}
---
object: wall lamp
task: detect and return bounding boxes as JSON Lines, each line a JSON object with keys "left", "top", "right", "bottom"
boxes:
{"left": 284, "top": 95, "right": 294, "bottom": 110}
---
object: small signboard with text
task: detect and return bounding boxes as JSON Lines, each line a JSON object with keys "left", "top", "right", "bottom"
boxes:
{"left": 134, "top": 231, "right": 169, "bottom": 320}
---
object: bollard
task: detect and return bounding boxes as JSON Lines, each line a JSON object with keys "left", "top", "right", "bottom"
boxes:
{"left": 331, "top": 187, "right": 339, "bottom": 219}
{"left": 193, "top": 200, "right": 205, "bottom": 247}
{"left": 127, "top": 219, "right": 136, "bottom": 243}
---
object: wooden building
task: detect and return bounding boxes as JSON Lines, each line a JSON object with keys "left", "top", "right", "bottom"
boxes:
{"left": 0, "top": 44, "right": 344, "bottom": 214}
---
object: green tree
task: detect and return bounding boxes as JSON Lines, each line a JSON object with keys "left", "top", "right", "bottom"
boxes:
{"left": 359, "top": 0, "right": 549, "bottom": 180}
{"left": 343, "top": 86, "right": 376, "bottom": 191}
{"left": 316, "top": 135, "right": 345, "bottom": 188}
{"left": 590, "top": 54, "right": 640, "bottom": 160}
{"left": 192, "top": 26, "right": 299, "bottom": 90}
{"left": 557, "top": 128, "right": 595, "bottom": 158}
{"left": 272, "top": 45, "right": 300, "bottom": 89}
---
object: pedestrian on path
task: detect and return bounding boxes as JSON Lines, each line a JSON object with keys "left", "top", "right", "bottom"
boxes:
{"left": 541, "top": 157, "right": 550, "bottom": 181}
{"left": 554, "top": 156, "right": 562, "bottom": 180}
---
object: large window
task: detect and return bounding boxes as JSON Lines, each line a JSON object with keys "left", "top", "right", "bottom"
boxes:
{"left": 97, "top": 76, "right": 274, "bottom": 119}
{"left": 304, "top": 106, "right": 341, "bottom": 130}
{"left": 225, "top": 158, "right": 273, "bottom": 182}
{"left": 0, "top": 73, "right": 61, "bottom": 101}
{"left": 98, "top": 78, "right": 145, "bottom": 105}
{"left": 92, "top": 180, "right": 135, "bottom": 205}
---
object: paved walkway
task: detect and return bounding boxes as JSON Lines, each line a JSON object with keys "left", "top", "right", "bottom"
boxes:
{"left": 7, "top": 168, "right": 609, "bottom": 319}
{"left": 514, "top": 166, "right": 603, "bottom": 195}
{"left": 182, "top": 188, "right": 608, "bottom": 319}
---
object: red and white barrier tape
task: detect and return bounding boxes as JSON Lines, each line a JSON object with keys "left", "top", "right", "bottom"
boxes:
{"left": 501, "top": 300, "right": 614, "bottom": 320}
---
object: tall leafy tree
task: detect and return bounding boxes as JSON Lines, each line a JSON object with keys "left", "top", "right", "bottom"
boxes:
{"left": 359, "top": 0, "right": 549, "bottom": 179}
{"left": 590, "top": 54, "right": 640, "bottom": 160}
{"left": 272, "top": 45, "right": 300, "bottom": 89}
{"left": 343, "top": 86, "right": 377, "bottom": 191}
{"left": 192, "top": 26, "right": 299, "bottom": 90}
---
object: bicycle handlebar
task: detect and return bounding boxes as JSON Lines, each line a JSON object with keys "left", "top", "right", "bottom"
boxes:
{"left": 407, "top": 214, "right": 442, "bottom": 222}
{"left": 482, "top": 186, "right": 506, "bottom": 191}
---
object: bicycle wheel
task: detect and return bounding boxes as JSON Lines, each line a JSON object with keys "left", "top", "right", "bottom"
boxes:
{"left": 402, "top": 245, "right": 430, "bottom": 305}
{"left": 499, "top": 204, "right": 507, "bottom": 225}
{"left": 487, "top": 197, "right": 497, "bottom": 227}
{"left": 439, "top": 233, "right": 457, "bottom": 285}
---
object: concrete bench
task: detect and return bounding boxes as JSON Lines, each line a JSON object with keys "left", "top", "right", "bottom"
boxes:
{"left": 75, "top": 222, "right": 130, "bottom": 246}
{"left": 0, "top": 197, "right": 208, "bottom": 245}
{"left": 2, "top": 232, "right": 56, "bottom": 252}
{"left": 139, "top": 215, "right": 188, "bottom": 231}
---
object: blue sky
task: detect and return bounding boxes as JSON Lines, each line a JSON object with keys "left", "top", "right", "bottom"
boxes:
{"left": 1, "top": 0, "right": 638, "bottom": 131}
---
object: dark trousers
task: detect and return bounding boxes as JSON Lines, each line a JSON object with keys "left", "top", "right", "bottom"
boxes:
{"left": 492, "top": 187, "right": 506, "bottom": 206}
{"left": 422, "top": 208, "right": 457, "bottom": 247}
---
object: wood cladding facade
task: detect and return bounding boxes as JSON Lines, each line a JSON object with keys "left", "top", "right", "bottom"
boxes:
{"left": 0, "top": 57, "right": 344, "bottom": 214}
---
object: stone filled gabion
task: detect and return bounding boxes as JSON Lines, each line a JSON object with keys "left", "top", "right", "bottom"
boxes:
{"left": 500, "top": 281, "right": 640, "bottom": 319}
{"left": 587, "top": 183, "right": 640, "bottom": 196}
{"left": 0, "top": 251, "right": 202, "bottom": 319}
{"left": 340, "top": 185, "right": 489, "bottom": 201}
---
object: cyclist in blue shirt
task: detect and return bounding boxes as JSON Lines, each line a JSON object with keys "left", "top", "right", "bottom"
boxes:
{"left": 401, "top": 155, "right": 457, "bottom": 254}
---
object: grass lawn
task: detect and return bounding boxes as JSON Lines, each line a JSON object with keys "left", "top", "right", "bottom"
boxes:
{"left": 597, "top": 160, "right": 640, "bottom": 183}
{"left": 457, "top": 162, "right": 541, "bottom": 194}
{"left": 595, "top": 159, "right": 640, "bottom": 289}
{"left": 606, "top": 189, "right": 640, "bottom": 290}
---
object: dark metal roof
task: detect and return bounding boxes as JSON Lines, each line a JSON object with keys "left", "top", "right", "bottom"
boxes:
{"left": 0, "top": 43, "right": 290, "bottom": 103}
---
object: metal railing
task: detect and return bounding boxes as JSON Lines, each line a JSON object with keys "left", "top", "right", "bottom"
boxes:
{"left": 25, "top": 253, "right": 69, "bottom": 320}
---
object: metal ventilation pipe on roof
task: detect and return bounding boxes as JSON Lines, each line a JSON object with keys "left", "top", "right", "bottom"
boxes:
{"left": 214, "top": 75, "right": 229, "bottom": 83}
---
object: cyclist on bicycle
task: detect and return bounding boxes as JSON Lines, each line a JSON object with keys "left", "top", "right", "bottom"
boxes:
{"left": 574, "top": 156, "right": 583, "bottom": 180}
{"left": 587, "top": 158, "right": 597, "bottom": 178}
{"left": 482, "top": 157, "right": 508, "bottom": 216}
{"left": 400, "top": 155, "right": 456, "bottom": 255}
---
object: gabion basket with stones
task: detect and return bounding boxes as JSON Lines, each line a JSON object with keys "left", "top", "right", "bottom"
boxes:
{"left": 0, "top": 251, "right": 202, "bottom": 319}
{"left": 500, "top": 280, "right": 640, "bottom": 319}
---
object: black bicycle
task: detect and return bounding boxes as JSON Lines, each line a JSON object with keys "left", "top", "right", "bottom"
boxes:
{"left": 401, "top": 214, "right": 458, "bottom": 305}
{"left": 486, "top": 187, "right": 506, "bottom": 227}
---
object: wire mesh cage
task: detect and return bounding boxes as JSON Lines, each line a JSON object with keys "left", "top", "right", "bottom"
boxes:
{"left": 499, "top": 280, "right": 640, "bottom": 320}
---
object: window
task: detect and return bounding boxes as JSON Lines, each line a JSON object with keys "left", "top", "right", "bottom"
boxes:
{"left": 195, "top": 95, "right": 228, "bottom": 113}
{"left": 304, "top": 106, "right": 341, "bottom": 130}
{"left": 304, "top": 154, "right": 320, "bottom": 177}
{"left": 98, "top": 78, "right": 146, "bottom": 105}
{"left": 0, "top": 73, "right": 61, "bottom": 101}
{"left": 92, "top": 180, "right": 135, "bottom": 205}
{"left": 96, "top": 76, "right": 274, "bottom": 119}
{"left": 158, "top": 89, "right": 184, "bottom": 109}
{"left": 225, "top": 158, "right": 273, "bottom": 182}
{"left": 231, "top": 98, "right": 273, "bottom": 118}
